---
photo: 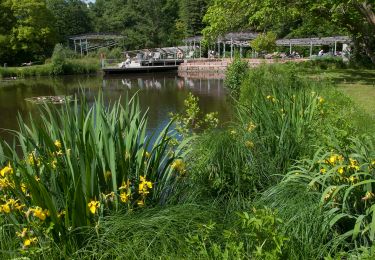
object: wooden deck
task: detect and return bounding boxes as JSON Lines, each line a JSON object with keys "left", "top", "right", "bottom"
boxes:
{"left": 103, "top": 65, "right": 179, "bottom": 74}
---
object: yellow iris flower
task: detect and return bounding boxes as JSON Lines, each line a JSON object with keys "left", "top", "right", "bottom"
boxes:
{"left": 88, "top": 200, "right": 100, "bottom": 214}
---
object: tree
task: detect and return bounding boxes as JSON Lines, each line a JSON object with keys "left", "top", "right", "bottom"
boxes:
{"left": 250, "top": 32, "right": 277, "bottom": 53}
{"left": 0, "top": 0, "right": 57, "bottom": 64}
{"left": 203, "top": 0, "right": 375, "bottom": 65}
{"left": 179, "top": 0, "right": 209, "bottom": 37}
{"left": 46, "top": 0, "right": 93, "bottom": 40}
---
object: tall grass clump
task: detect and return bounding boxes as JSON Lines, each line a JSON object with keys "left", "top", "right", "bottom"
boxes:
{"left": 237, "top": 64, "right": 325, "bottom": 173}
{"left": 283, "top": 136, "right": 375, "bottom": 249}
{"left": 0, "top": 93, "right": 188, "bottom": 256}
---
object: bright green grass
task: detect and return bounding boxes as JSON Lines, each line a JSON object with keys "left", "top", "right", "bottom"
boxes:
{"left": 301, "top": 68, "right": 375, "bottom": 118}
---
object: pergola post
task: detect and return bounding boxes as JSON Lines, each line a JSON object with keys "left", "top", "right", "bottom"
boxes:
{"left": 85, "top": 38, "right": 88, "bottom": 55}
{"left": 289, "top": 42, "right": 292, "bottom": 54}
{"left": 230, "top": 38, "right": 233, "bottom": 59}
{"left": 223, "top": 43, "right": 226, "bottom": 58}
{"left": 80, "top": 39, "right": 83, "bottom": 57}
{"left": 199, "top": 41, "right": 201, "bottom": 58}
{"left": 218, "top": 40, "right": 220, "bottom": 58}
{"left": 334, "top": 41, "right": 337, "bottom": 55}
{"left": 309, "top": 41, "right": 313, "bottom": 57}
{"left": 240, "top": 45, "right": 243, "bottom": 58}
{"left": 74, "top": 39, "right": 77, "bottom": 53}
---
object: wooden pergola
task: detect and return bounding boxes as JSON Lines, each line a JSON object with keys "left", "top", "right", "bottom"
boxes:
{"left": 184, "top": 32, "right": 259, "bottom": 58}
{"left": 68, "top": 33, "right": 126, "bottom": 56}
{"left": 184, "top": 34, "right": 351, "bottom": 58}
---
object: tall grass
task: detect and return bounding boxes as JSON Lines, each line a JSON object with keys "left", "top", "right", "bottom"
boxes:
{"left": 238, "top": 64, "right": 324, "bottom": 174}
{"left": 0, "top": 58, "right": 99, "bottom": 78}
{"left": 0, "top": 93, "right": 188, "bottom": 255}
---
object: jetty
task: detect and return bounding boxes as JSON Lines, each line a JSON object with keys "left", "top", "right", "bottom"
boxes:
{"left": 101, "top": 47, "right": 186, "bottom": 74}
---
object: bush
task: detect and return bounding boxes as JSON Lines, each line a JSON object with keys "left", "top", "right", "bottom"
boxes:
{"left": 224, "top": 58, "right": 249, "bottom": 97}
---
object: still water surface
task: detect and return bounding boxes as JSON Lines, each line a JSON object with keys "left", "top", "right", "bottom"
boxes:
{"left": 0, "top": 72, "right": 231, "bottom": 143}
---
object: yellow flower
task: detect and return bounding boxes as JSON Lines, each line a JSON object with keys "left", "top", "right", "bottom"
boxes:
{"left": 171, "top": 159, "right": 186, "bottom": 174}
{"left": 119, "top": 180, "right": 130, "bottom": 190}
{"left": 348, "top": 158, "right": 360, "bottom": 171}
{"left": 58, "top": 210, "right": 66, "bottom": 218}
{"left": 51, "top": 158, "right": 57, "bottom": 169}
{"left": 138, "top": 176, "right": 152, "bottom": 195}
{"left": 0, "top": 177, "right": 12, "bottom": 189}
{"left": 54, "top": 140, "right": 62, "bottom": 149}
{"left": 245, "top": 140, "right": 254, "bottom": 148}
{"left": 16, "top": 228, "right": 28, "bottom": 238}
{"left": 32, "top": 207, "right": 48, "bottom": 221}
{"left": 88, "top": 200, "right": 100, "bottom": 214}
{"left": 337, "top": 167, "right": 345, "bottom": 175}
{"left": 0, "top": 162, "right": 13, "bottom": 177}
{"left": 120, "top": 192, "right": 129, "bottom": 203}
{"left": 0, "top": 203, "right": 11, "bottom": 213}
{"left": 137, "top": 200, "right": 144, "bottom": 206}
{"left": 362, "top": 191, "right": 375, "bottom": 201}
{"left": 328, "top": 155, "right": 337, "bottom": 164}
{"left": 27, "top": 152, "right": 40, "bottom": 166}
{"left": 230, "top": 130, "right": 237, "bottom": 136}
{"left": 247, "top": 122, "right": 256, "bottom": 132}
{"left": 23, "top": 237, "right": 37, "bottom": 248}
{"left": 320, "top": 168, "right": 327, "bottom": 174}
{"left": 266, "top": 95, "right": 276, "bottom": 102}
{"left": 318, "top": 96, "right": 324, "bottom": 104}
{"left": 348, "top": 176, "right": 358, "bottom": 183}
{"left": 145, "top": 151, "right": 151, "bottom": 159}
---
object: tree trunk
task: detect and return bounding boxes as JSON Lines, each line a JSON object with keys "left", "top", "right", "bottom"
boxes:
{"left": 356, "top": 1, "right": 375, "bottom": 30}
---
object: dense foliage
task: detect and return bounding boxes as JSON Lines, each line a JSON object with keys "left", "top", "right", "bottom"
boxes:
{"left": 203, "top": 0, "right": 375, "bottom": 65}
{"left": 1, "top": 63, "right": 375, "bottom": 258}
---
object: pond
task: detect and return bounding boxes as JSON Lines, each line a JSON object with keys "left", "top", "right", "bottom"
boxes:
{"left": 0, "top": 72, "right": 232, "bottom": 144}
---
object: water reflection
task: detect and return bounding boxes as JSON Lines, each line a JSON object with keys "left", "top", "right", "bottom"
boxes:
{"left": 0, "top": 72, "right": 231, "bottom": 143}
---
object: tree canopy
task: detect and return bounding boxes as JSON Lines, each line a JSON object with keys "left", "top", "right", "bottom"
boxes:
{"left": 203, "top": 0, "right": 375, "bottom": 64}
{"left": 0, "top": 0, "right": 374, "bottom": 65}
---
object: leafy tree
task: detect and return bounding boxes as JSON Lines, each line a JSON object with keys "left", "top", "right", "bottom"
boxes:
{"left": 203, "top": 0, "right": 375, "bottom": 65}
{"left": 179, "top": 0, "right": 209, "bottom": 37}
{"left": 250, "top": 32, "right": 277, "bottom": 53}
{"left": 46, "top": 0, "right": 93, "bottom": 40}
{"left": 0, "top": 0, "right": 57, "bottom": 64}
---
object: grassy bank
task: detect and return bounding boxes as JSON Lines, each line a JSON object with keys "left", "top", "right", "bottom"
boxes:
{"left": 1, "top": 63, "right": 375, "bottom": 259}
{"left": 0, "top": 58, "right": 100, "bottom": 78}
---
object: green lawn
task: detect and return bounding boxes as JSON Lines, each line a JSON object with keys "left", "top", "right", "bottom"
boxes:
{"left": 305, "top": 68, "right": 375, "bottom": 117}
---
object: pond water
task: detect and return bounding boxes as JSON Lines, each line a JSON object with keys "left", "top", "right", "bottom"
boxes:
{"left": 0, "top": 72, "right": 231, "bottom": 143}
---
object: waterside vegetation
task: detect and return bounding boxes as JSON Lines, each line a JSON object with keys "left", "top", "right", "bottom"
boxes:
{"left": 1, "top": 62, "right": 375, "bottom": 258}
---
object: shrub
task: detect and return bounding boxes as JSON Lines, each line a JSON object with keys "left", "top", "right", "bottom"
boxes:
{"left": 224, "top": 58, "right": 249, "bottom": 97}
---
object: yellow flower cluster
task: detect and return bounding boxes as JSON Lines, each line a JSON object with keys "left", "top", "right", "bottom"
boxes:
{"left": 16, "top": 228, "right": 38, "bottom": 248}
{"left": 119, "top": 180, "right": 131, "bottom": 203}
{"left": 319, "top": 154, "right": 364, "bottom": 184}
{"left": 28, "top": 207, "right": 50, "bottom": 221}
{"left": 0, "top": 198, "right": 24, "bottom": 213}
{"left": 171, "top": 159, "right": 186, "bottom": 175}
{"left": 0, "top": 163, "right": 15, "bottom": 190}
{"left": 266, "top": 95, "right": 276, "bottom": 103}
{"left": 138, "top": 176, "right": 152, "bottom": 206}
{"left": 247, "top": 122, "right": 256, "bottom": 132}
{"left": 245, "top": 140, "right": 254, "bottom": 149}
{"left": 27, "top": 151, "right": 41, "bottom": 166}
{"left": 326, "top": 154, "right": 344, "bottom": 165}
